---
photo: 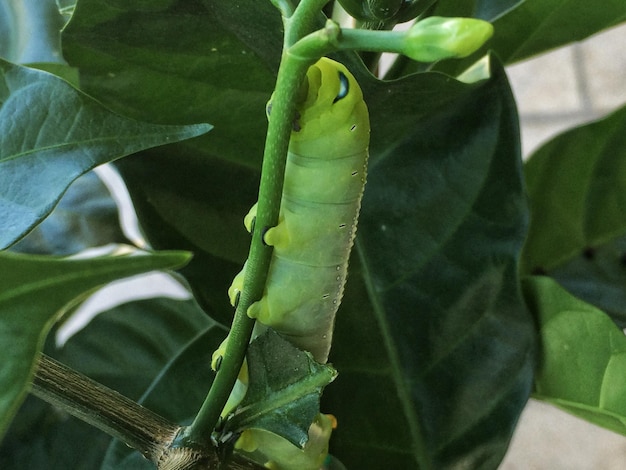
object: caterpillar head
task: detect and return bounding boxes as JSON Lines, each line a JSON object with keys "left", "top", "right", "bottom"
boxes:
{"left": 290, "top": 58, "right": 369, "bottom": 159}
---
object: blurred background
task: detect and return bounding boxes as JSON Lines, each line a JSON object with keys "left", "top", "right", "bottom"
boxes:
{"left": 501, "top": 22, "right": 626, "bottom": 469}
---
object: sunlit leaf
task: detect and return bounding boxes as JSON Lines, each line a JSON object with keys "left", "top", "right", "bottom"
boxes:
{"left": 524, "top": 276, "right": 626, "bottom": 435}
{"left": 0, "top": 59, "right": 211, "bottom": 249}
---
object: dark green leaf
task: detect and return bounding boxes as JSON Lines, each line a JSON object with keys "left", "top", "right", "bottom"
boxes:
{"left": 323, "top": 56, "right": 534, "bottom": 469}
{"left": 521, "top": 104, "right": 626, "bottom": 274}
{"left": 57, "top": 297, "right": 213, "bottom": 398}
{"left": 524, "top": 276, "right": 626, "bottom": 435}
{"left": 61, "top": 0, "right": 284, "bottom": 320}
{"left": 0, "top": 394, "right": 115, "bottom": 470}
{"left": 226, "top": 330, "right": 336, "bottom": 448}
{"left": 62, "top": 0, "right": 281, "bottom": 164}
{"left": 102, "top": 327, "right": 227, "bottom": 469}
{"left": 0, "top": 248, "right": 190, "bottom": 439}
{"left": 0, "top": 59, "right": 212, "bottom": 249}
{"left": 114, "top": 147, "right": 258, "bottom": 325}
{"left": 0, "top": 297, "right": 211, "bottom": 469}
{"left": 549, "top": 233, "right": 626, "bottom": 328}
{"left": 492, "top": 1, "right": 626, "bottom": 63}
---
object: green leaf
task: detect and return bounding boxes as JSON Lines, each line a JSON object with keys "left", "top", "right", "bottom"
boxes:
{"left": 60, "top": 0, "right": 283, "bottom": 320}
{"left": 0, "top": 296, "right": 211, "bottom": 469}
{"left": 225, "top": 330, "right": 337, "bottom": 448}
{"left": 492, "top": 1, "right": 626, "bottom": 63}
{"left": 62, "top": 0, "right": 281, "bottom": 164}
{"left": 0, "top": 0, "right": 65, "bottom": 64}
{"left": 549, "top": 233, "right": 626, "bottom": 329}
{"left": 114, "top": 148, "right": 258, "bottom": 325}
{"left": 102, "top": 327, "right": 227, "bottom": 469}
{"left": 323, "top": 56, "right": 534, "bottom": 469}
{"left": 0, "top": 59, "right": 212, "bottom": 249}
{"left": 524, "top": 276, "right": 626, "bottom": 435}
{"left": 521, "top": 104, "right": 626, "bottom": 274}
{"left": 0, "top": 248, "right": 191, "bottom": 440}
{"left": 56, "top": 297, "right": 213, "bottom": 398}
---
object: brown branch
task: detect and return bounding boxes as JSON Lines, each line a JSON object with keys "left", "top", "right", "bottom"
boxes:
{"left": 31, "top": 354, "right": 180, "bottom": 463}
{"left": 30, "top": 354, "right": 262, "bottom": 470}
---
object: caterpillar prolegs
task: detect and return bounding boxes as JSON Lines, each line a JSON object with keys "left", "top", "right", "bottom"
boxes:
{"left": 229, "top": 57, "right": 370, "bottom": 363}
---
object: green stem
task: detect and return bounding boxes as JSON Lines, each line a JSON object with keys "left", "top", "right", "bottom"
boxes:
{"left": 181, "top": 0, "right": 364, "bottom": 451}
{"left": 287, "top": 21, "right": 408, "bottom": 61}
{"left": 269, "top": 0, "right": 295, "bottom": 18}
{"left": 285, "top": 0, "right": 330, "bottom": 47}
{"left": 180, "top": 51, "right": 315, "bottom": 448}
{"left": 336, "top": 28, "right": 407, "bottom": 54}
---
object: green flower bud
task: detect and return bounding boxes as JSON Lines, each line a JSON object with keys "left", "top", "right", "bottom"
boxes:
{"left": 403, "top": 16, "right": 494, "bottom": 62}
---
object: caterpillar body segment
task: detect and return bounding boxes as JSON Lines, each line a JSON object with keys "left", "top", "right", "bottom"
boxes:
{"left": 229, "top": 58, "right": 369, "bottom": 363}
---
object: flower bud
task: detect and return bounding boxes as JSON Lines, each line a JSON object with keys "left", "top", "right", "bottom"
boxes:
{"left": 403, "top": 16, "right": 494, "bottom": 62}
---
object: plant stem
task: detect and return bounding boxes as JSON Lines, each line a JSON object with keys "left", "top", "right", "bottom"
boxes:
{"left": 180, "top": 50, "right": 315, "bottom": 448}
{"left": 285, "top": 0, "right": 331, "bottom": 46}
{"left": 181, "top": 0, "right": 370, "bottom": 450}
{"left": 269, "top": 0, "right": 295, "bottom": 18}
{"left": 31, "top": 353, "right": 180, "bottom": 465}
{"left": 337, "top": 28, "right": 407, "bottom": 54}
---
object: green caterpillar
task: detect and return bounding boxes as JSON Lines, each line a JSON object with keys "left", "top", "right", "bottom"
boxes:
{"left": 229, "top": 57, "right": 369, "bottom": 363}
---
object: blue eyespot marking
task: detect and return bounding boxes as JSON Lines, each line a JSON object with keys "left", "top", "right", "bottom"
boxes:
{"left": 333, "top": 72, "right": 349, "bottom": 103}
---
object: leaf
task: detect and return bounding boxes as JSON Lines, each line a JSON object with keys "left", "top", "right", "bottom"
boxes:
{"left": 113, "top": 58, "right": 495, "bottom": 331}
{"left": 523, "top": 276, "right": 626, "bottom": 436}
{"left": 10, "top": 171, "right": 127, "bottom": 255}
{"left": 62, "top": 0, "right": 281, "bottom": 164}
{"left": 0, "top": 59, "right": 212, "bottom": 249}
{"left": 0, "top": 297, "right": 211, "bottom": 469}
{"left": 61, "top": 0, "right": 283, "bottom": 320}
{"left": 549, "top": 233, "right": 626, "bottom": 329}
{"left": 323, "top": 56, "right": 534, "bottom": 469}
{"left": 521, "top": 104, "right": 626, "bottom": 274}
{"left": 56, "top": 297, "right": 213, "bottom": 398}
{"left": 226, "top": 330, "right": 337, "bottom": 449}
{"left": 0, "top": 248, "right": 191, "bottom": 440}
{"left": 114, "top": 148, "right": 258, "bottom": 325}
{"left": 433, "top": 0, "right": 523, "bottom": 21}
{"left": 0, "top": 0, "right": 65, "bottom": 64}
{"left": 492, "top": 1, "right": 626, "bottom": 63}
{"left": 60, "top": 3, "right": 494, "bottom": 327}
{"left": 102, "top": 327, "right": 227, "bottom": 469}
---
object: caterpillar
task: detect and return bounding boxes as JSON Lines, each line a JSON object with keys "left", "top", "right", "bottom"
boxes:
{"left": 229, "top": 57, "right": 369, "bottom": 363}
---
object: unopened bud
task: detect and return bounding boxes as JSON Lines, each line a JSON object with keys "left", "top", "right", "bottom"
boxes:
{"left": 403, "top": 16, "right": 494, "bottom": 62}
